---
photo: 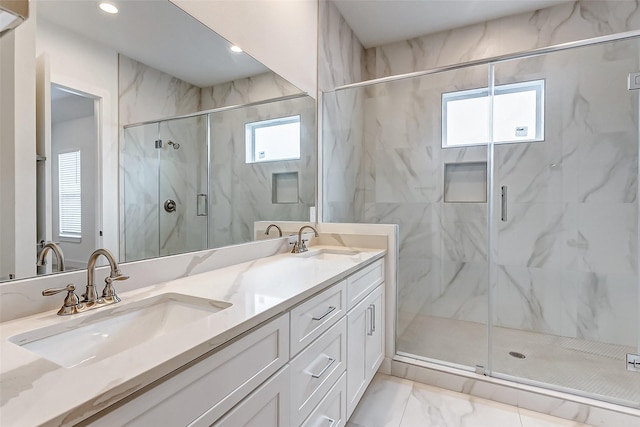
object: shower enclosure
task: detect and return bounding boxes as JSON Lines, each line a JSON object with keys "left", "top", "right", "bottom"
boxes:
{"left": 122, "top": 95, "right": 315, "bottom": 262}
{"left": 323, "top": 35, "right": 640, "bottom": 407}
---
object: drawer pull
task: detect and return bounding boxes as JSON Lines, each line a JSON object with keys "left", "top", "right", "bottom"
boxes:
{"left": 326, "top": 417, "right": 336, "bottom": 427}
{"left": 311, "top": 356, "right": 336, "bottom": 379}
{"left": 312, "top": 305, "right": 336, "bottom": 321}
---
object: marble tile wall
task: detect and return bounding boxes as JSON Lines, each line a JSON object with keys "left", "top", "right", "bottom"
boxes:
{"left": 319, "top": 0, "right": 367, "bottom": 224}
{"left": 118, "top": 55, "right": 201, "bottom": 126}
{"left": 366, "top": 0, "right": 640, "bottom": 79}
{"left": 120, "top": 56, "right": 312, "bottom": 261}
{"left": 321, "top": 1, "right": 640, "bottom": 347}
{"left": 208, "top": 96, "right": 316, "bottom": 248}
{"left": 201, "top": 72, "right": 302, "bottom": 109}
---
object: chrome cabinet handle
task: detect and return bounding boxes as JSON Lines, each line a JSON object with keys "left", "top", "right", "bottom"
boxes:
{"left": 367, "top": 304, "right": 375, "bottom": 336}
{"left": 501, "top": 185, "right": 508, "bottom": 222}
{"left": 326, "top": 417, "right": 336, "bottom": 427}
{"left": 312, "top": 306, "right": 336, "bottom": 321}
{"left": 371, "top": 303, "right": 376, "bottom": 333}
{"left": 311, "top": 356, "right": 336, "bottom": 379}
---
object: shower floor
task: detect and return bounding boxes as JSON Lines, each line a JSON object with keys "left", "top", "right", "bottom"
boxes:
{"left": 397, "top": 313, "right": 640, "bottom": 405}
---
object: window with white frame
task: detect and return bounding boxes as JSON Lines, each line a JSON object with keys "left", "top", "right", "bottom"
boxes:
{"left": 58, "top": 150, "right": 82, "bottom": 238}
{"left": 245, "top": 115, "right": 301, "bottom": 163}
{"left": 442, "top": 80, "right": 545, "bottom": 148}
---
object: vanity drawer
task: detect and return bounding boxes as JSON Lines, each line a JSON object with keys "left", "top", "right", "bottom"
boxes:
{"left": 211, "top": 365, "right": 290, "bottom": 427}
{"left": 347, "top": 259, "right": 384, "bottom": 310}
{"left": 86, "top": 314, "right": 289, "bottom": 427}
{"left": 290, "top": 280, "right": 346, "bottom": 357}
{"left": 290, "top": 316, "right": 347, "bottom": 426}
{"left": 301, "top": 372, "right": 347, "bottom": 427}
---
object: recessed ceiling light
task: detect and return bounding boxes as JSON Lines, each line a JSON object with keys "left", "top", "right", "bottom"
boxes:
{"left": 99, "top": 2, "right": 118, "bottom": 14}
{"left": 230, "top": 45, "right": 243, "bottom": 53}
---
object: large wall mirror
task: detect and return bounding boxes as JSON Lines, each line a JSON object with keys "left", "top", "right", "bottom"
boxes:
{"left": 0, "top": 0, "right": 316, "bottom": 282}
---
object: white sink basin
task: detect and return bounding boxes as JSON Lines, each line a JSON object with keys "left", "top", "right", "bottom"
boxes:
{"left": 298, "top": 248, "right": 360, "bottom": 261}
{"left": 9, "top": 293, "right": 232, "bottom": 368}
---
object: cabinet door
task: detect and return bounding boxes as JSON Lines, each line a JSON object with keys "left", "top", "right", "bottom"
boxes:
{"left": 211, "top": 366, "right": 290, "bottom": 427}
{"left": 346, "top": 285, "right": 384, "bottom": 419}
{"left": 365, "top": 286, "right": 384, "bottom": 380}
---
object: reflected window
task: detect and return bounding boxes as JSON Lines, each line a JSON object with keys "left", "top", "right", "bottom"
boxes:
{"left": 58, "top": 150, "right": 82, "bottom": 238}
{"left": 245, "top": 115, "right": 301, "bottom": 163}
{"left": 442, "top": 79, "right": 545, "bottom": 147}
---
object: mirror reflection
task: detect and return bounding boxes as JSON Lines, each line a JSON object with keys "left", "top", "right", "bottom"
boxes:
{"left": 0, "top": 0, "right": 315, "bottom": 282}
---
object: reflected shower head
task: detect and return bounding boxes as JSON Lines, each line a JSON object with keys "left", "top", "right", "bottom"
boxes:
{"left": 167, "top": 140, "right": 180, "bottom": 149}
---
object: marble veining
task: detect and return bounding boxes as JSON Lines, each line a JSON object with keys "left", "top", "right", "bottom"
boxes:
{"left": 348, "top": 373, "right": 601, "bottom": 427}
{"left": 0, "top": 245, "right": 386, "bottom": 426}
{"left": 323, "top": 7, "right": 640, "bottom": 349}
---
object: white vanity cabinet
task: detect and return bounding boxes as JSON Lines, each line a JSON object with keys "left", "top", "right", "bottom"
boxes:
{"left": 84, "top": 314, "right": 290, "bottom": 427}
{"left": 345, "top": 260, "right": 384, "bottom": 419}
{"left": 82, "top": 256, "right": 385, "bottom": 427}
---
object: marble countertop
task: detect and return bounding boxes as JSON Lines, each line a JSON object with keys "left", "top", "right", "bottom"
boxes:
{"left": 0, "top": 245, "right": 385, "bottom": 426}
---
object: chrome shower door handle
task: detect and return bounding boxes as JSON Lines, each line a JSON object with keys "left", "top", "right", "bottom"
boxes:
{"left": 501, "top": 186, "right": 507, "bottom": 222}
{"left": 197, "top": 193, "right": 208, "bottom": 216}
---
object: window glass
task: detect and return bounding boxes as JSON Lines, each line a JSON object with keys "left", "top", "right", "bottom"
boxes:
{"left": 245, "top": 115, "right": 301, "bottom": 163}
{"left": 442, "top": 80, "right": 544, "bottom": 147}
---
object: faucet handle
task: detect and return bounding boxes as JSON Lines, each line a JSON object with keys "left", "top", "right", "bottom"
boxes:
{"left": 42, "top": 284, "right": 82, "bottom": 315}
{"left": 102, "top": 274, "right": 127, "bottom": 303}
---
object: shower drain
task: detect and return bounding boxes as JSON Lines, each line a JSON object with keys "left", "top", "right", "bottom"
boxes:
{"left": 509, "top": 351, "right": 526, "bottom": 359}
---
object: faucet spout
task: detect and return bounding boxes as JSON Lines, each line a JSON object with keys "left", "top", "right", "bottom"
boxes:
{"left": 85, "top": 248, "right": 128, "bottom": 303}
{"left": 265, "top": 224, "right": 283, "bottom": 237}
{"left": 37, "top": 242, "right": 65, "bottom": 272}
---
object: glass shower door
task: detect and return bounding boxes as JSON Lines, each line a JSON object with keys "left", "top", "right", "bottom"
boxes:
{"left": 122, "top": 122, "right": 160, "bottom": 262}
{"left": 339, "top": 63, "right": 493, "bottom": 372}
{"left": 489, "top": 37, "right": 640, "bottom": 406}
{"left": 158, "top": 115, "right": 208, "bottom": 257}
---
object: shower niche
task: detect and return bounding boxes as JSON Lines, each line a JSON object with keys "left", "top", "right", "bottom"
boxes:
{"left": 443, "top": 162, "right": 487, "bottom": 203}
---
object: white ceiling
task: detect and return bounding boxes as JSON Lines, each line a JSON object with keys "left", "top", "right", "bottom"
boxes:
{"left": 36, "top": 0, "right": 269, "bottom": 87}
{"left": 332, "top": 0, "right": 575, "bottom": 48}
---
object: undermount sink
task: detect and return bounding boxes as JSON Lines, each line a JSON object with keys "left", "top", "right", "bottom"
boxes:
{"left": 298, "top": 248, "right": 360, "bottom": 260}
{"left": 9, "top": 293, "right": 232, "bottom": 368}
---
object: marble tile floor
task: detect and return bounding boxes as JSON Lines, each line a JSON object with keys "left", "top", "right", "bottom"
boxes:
{"left": 348, "top": 373, "right": 594, "bottom": 427}
{"left": 397, "top": 314, "right": 639, "bottom": 405}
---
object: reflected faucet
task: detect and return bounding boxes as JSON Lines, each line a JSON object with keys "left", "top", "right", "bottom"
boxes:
{"left": 292, "top": 225, "right": 319, "bottom": 253}
{"left": 265, "top": 224, "right": 283, "bottom": 237}
{"left": 85, "top": 248, "right": 129, "bottom": 304}
{"left": 37, "top": 242, "right": 65, "bottom": 272}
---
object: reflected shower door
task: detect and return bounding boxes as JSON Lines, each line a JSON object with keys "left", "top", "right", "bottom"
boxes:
{"left": 122, "top": 123, "right": 160, "bottom": 262}
{"left": 158, "top": 115, "right": 208, "bottom": 257}
{"left": 490, "top": 37, "right": 640, "bottom": 406}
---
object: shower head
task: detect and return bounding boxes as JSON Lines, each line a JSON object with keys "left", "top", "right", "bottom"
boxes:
{"left": 167, "top": 140, "right": 180, "bottom": 149}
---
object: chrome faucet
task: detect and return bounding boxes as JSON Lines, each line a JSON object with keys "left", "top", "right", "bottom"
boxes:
{"left": 291, "top": 225, "right": 319, "bottom": 253}
{"left": 42, "top": 248, "right": 129, "bottom": 316}
{"left": 37, "top": 241, "right": 65, "bottom": 272}
{"left": 265, "top": 224, "right": 283, "bottom": 237}
{"left": 85, "top": 248, "right": 129, "bottom": 304}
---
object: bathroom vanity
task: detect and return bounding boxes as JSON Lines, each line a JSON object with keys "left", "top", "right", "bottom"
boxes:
{"left": 0, "top": 244, "right": 387, "bottom": 426}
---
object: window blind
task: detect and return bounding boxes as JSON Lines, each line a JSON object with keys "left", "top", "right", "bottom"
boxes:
{"left": 58, "top": 150, "right": 82, "bottom": 237}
